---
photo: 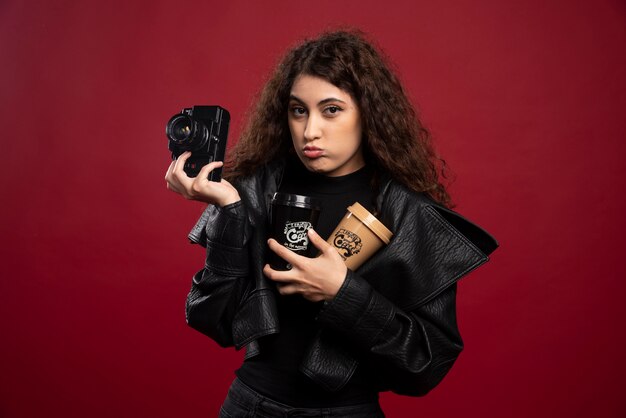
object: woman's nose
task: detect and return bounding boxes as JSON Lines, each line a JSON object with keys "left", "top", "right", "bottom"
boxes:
{"left": 303, "top": 114, "right": 322, "bottom": 141}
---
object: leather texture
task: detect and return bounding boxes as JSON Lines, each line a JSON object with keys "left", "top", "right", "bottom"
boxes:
{"left": 185, "top": 160, "right": 498, "bottom": 395}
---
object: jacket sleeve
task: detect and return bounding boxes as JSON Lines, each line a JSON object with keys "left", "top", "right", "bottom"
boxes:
{"left": 185, "top": 201, "right": 252, "bottom": 348}
{"left": 316, "top": 269, "right": 463, "bottom": 396}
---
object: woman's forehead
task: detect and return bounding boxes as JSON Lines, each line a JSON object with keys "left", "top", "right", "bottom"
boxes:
{"left": 290, "top": 75, "right": 354, "bottom": 105}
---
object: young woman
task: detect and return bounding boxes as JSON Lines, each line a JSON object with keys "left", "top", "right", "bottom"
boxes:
{"left": 165, "top": 30, "right": 498, "bottom": 417}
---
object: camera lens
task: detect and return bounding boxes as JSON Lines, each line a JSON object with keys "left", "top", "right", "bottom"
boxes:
{"left": 167, "top": 115, "right": 194, "bottom": 142}
{"left": 171, "top": 118, "right": 192, "bottom": 141}
{"left": 166, "top": 114, "right": 209, "bottom": 149}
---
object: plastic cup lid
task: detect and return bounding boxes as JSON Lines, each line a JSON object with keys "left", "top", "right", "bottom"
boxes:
{"left": 347, "top": 202, "right": 393, "bottom": 244}
{"left": 271, "top": 192, "right": 322, "bottom": 210}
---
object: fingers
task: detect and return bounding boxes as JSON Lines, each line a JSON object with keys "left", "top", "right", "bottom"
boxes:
{"left": 196, "top": 160, "right": 224, "bottom": 181}
{"left": 172, "top": 151, "right": 192, "bottom": 174}
{"left": 168, "top": 152, "right": 192, "bottom": 191}
{"left": 164, "top": 160, "right": 175, "bottom": 181}
{"left": 275, "top": 283, "right": 300, "bottom": 296}
{"left": 165, "top": 151, "right": 228, "bottom": 203}
{"left": 269, "top": 276, "right": 324, "bottom": 302}
{"left": 165, "top": 159, "right": 184, "bottom": 194}
{"left": 263, "top": 264, "right": 306, "bottom": 299}
{"left": 190, "top": 161, "right": 222, "bottom": 196}
{"left": 267, "top": 238, "right": 301, "bottom": 267}
{"left": 262, "top": 264, "right": 293, "bottom": 283}
{"left": 173, "top": 153, "right": 223, "bottom": 179}
{"left": 307, "top": 229, "right": 333, "bottom": 254}
{"left": 263, "top": 236, "right": 344, "bottom": 302}
{"left": 263, "top": 265, "right": 316, "bottom": 299}
{"left": 265, "top": 231, "right": 334, "bottom": 276}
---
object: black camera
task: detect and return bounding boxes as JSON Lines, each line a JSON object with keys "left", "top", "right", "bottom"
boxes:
{"left": 166, "top": 105, "right": 230, "bottom": 182}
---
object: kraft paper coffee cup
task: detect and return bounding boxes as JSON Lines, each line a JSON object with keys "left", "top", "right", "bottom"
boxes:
{"left": 327, "top": 202, "right": 393, "bottom": 270}
{"left": 269, "top": 193, "right": 322, "bottom": 270}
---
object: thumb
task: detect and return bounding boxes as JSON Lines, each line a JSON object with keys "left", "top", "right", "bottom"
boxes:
{"left": 197, "top": 160, "right": 224, "bottom": 181}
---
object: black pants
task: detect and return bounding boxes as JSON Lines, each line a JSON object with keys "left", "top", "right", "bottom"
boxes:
{"left": 219, "top": 378, "right": 385, "bottom": 417}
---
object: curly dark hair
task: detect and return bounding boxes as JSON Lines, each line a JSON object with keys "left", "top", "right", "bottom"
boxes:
{"left": 226, "top": 29, "right": 452, "bottom": 207}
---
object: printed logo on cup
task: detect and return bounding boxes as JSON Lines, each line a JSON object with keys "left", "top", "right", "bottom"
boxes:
{"left": 283, "top": 221, "right": 312, "bottom": 251}
{"left": 332, "top": 228, "right": 363, "bottom": 260}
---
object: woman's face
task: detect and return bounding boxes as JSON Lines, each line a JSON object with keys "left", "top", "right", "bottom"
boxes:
{"left": 288, "top": 74, "right": 364, "bottom": 177}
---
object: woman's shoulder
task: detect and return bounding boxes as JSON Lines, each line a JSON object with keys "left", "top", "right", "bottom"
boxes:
{"left": 381, "top": 179, "right": 498, "bottom": 256}
{"left": 378, "top": 178, "right": 437, "bottom": 216}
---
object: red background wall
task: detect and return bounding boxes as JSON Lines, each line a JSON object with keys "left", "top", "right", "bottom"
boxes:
{"left": 1, "top": 0, "right": 624, "bottom": 416}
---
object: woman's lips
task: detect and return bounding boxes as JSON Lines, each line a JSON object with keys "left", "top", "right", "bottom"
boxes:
{"left": 303, "top": 147, "right": 324, "bottom": 158}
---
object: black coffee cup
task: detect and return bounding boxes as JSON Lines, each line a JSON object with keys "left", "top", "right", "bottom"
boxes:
{"left": 269, "top": 193, "right": 322, "bottom": 270}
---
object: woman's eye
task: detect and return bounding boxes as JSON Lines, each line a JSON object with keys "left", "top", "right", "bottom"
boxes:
{"left": 291, "top": 107, "right": 306, "bottom": 116}
{"left": 324, "top": 106, "right": 341, "bottom": 115}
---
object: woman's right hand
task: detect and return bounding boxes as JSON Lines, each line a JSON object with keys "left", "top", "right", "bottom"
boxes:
{"left": 164, "top": 151, "right": 241, "bottom": 207}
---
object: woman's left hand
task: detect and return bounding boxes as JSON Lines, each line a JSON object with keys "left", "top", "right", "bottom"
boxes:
{"left": 263, "top": 229, "right": 347, "bottom": 302}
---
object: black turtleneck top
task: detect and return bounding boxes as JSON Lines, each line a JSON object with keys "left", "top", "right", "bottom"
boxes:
{"left": 235, "top": 160, "right": 378, "bottom": 407}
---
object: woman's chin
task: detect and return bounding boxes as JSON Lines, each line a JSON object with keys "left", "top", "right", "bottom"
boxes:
{"left": 297, "top": 157, "right": 327, "bottom": 174}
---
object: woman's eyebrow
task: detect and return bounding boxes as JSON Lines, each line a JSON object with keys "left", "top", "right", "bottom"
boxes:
{"left": 289, "top": 94, "right": 347, "bottom": 106}
{"left": 318, "top": 97, "right": 346, "bottom": 105}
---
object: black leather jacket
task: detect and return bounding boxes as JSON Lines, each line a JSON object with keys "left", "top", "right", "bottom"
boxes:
{"left": 185, "top": 160, "right": 498, "bottom": 396}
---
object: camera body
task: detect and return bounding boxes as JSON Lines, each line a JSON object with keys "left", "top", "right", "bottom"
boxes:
{"left": 166, "top": 105, "right": 230, "bottom": 182}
